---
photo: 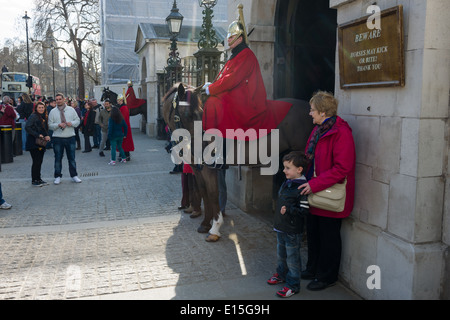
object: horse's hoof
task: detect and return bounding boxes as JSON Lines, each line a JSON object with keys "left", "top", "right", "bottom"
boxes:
{"left": 206, "top": 234, "right": 220, "bottom": 242}
{"left": 197, "top": 225, "right": 210, "bottom": 233}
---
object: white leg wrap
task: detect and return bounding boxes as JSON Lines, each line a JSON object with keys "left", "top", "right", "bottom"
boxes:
{"left": 208, "top": 211, "right": 224, "bottom": 237}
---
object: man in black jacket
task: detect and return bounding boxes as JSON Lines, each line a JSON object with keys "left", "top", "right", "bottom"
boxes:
{"left": 267, "top": 151, "right": 310, "bottom": 298}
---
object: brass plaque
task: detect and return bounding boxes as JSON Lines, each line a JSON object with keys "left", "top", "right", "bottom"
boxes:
{"left": 338, "top": 6, "right": 404, "bottom": 89}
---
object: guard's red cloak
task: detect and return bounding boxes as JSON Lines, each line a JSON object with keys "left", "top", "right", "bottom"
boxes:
{"left": 119, "top": 104, "right": 135, "bottom": 152}
{"left": 125, "top": 86, "right": 146, "bottom": 110}
{"left": 202, "top": 47, "right": 291, "bottom": 140}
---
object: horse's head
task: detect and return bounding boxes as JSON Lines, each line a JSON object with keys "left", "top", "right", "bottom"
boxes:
{"left": 162, "top": 83, "right": 203, "bottom": 133}
{"left": 101, "top": 87, "right": 109, "bottom": 102}
{"left": 101, "top": 87, "right": 118, "bottom": 105}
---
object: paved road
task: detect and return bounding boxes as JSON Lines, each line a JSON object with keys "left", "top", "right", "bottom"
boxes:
{"left": 0, "top": 130, "right": 359, "bottom": 300}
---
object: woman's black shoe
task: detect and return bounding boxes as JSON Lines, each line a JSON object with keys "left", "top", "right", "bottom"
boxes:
{"left": 306, "top": 279, "right": 336, "bottom": 291}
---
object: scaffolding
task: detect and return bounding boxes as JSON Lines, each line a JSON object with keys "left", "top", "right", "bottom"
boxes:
{"left": 99, "top": 0, "right": 228, "bottom": 85}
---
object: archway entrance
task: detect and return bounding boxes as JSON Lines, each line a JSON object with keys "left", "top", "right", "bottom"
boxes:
{"left": 274, "top": 0, "right": 337, "bottom": 100}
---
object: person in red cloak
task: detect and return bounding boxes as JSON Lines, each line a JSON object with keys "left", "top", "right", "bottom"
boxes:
{"left": 202, "top": 21, "right": 292, "bottom": 140}
{"left": 125, "top": 81, "right": 146, "bottom": 111}
{"left": 117, "top": 94, "right": 134, "bottom": 161}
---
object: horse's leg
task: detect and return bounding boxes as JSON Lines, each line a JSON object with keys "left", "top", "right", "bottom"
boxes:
{"left": 191, "top": 167, "right": 212, "bottom": 233}
{"left": 202, "top": 167, "right": 223, "bottom": 242}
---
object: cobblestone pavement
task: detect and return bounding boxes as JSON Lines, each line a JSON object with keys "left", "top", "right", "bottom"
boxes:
{"left": 0, "top": 130, "right": 359, "bottom": 300}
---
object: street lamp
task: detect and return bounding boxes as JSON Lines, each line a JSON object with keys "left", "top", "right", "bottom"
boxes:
{"left": 159, "top": 0, "right": 184, "bottom": 139}
{"left": 165, "top": 0, "right": 184, "bottom": 87}
{"left": 22, "top": 11, "right": 32, "bottom": 94}
{"left": 166, "top": 0, "right": 183, "bottom": 35}
{"left": 166, "top": 0, "right": 184, "bottom": 69}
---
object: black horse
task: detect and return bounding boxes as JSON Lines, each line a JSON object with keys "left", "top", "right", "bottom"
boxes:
{"left": 101, "top": 87, "right": 147, "bottom": 119}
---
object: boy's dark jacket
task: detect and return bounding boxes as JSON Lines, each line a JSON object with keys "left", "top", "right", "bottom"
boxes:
{"left": 274, "top": 178, "right": 309, "bottom": 234}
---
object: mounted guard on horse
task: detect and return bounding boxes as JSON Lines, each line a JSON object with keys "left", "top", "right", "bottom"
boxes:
{"left": 163, "top": 7, "right": 314, "bottom": 242}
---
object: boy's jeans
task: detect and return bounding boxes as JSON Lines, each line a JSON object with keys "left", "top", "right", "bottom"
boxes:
{"left": 276, "top": 232, "right": 302, "bottom": 292}
{"left": 53, "top": 136, "right": 78, "bottom": 178}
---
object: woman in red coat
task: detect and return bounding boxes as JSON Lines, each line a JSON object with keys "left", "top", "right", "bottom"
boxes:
{"left": 299, "top": 91, "right": 356, "bottom": 291}
{"left": 202, "top": 23, "right": 291, "bottom": 140}
{"left": 117, "top": 95, "right": 134, "bottom": 161}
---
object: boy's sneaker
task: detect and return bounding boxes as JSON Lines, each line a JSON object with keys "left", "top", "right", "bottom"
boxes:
{"left": 108, "top": 160, "right": 116, "bottom": 166}
{"left": 32, "top": 180, "right": 43, "bottom": 187}
{"left": 276, "top": 287, "right": 298, "bottom": 298}
{"left": 120, "top": 159, "right": 127, "bottom": 163}
{"left": 0, "top": 202, "right": 12, "bottom": 209}
{"left": 267, "top": 273, "right": 285, "bottom": 285}
{"left": 54, "top": 177, "right": 61, "bottom": 185}
{"left": 72, "top": 176, "right": 82, "bottom": 183}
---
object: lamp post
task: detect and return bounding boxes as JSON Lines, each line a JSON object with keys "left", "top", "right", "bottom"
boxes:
{"left": 22, "top": 11, "right": 32, "bottom": 94}
{"left": 197, "top": 0, "right": 219, "bottom": 50}
{"left": 63, "top": 56, "right": 67, "bottom": 96}
{"left": 195, "top": 0, "right": 222, "bottom": 86}
{"left": 51, "top": 45, "right": 56, "bottom": 98}
{"left": 158, "top": 0, "right": 184, "bottom": 139}
{"left": 165, "top": 0, "right": 184, "bottom": 88}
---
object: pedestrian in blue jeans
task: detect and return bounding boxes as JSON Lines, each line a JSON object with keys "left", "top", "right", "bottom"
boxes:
{"left": 107, "top": 107, "right": 127, "bottom": 166}
{"left": 48, "top": 93, "right": 82, "bottom": 184}
{"left": 267, "top": 151, "right": 310, "bottom": 298}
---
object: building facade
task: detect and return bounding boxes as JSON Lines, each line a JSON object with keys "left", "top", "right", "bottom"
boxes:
{"left": 128, "top": 0, "right": 449, "bottom": 299}
{"left": 226, "top": 0, "right": 448, "bottom": 299}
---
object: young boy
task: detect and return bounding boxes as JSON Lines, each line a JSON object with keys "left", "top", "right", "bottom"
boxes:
{"left": 268, "top": 151, "right": 309, "bottom": 297}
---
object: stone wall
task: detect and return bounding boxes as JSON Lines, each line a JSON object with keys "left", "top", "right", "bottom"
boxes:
{"left": 331, "top": 0, "right": 449, "bottom": 299}
{"left": 227, "top": 0, "right": 449, "bottom": 299}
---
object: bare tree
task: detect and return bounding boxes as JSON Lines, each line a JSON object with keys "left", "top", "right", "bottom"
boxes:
{"left": 33, "top": 0, "right": 100, "bottom": 100}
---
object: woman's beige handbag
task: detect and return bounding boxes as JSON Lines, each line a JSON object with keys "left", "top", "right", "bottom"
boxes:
{"left": 308, "top": 177, "right": 347, "bottom": 212}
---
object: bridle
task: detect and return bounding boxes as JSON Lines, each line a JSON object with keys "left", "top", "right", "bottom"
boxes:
{"left": 168, "top": 89, "right": 192, "bottom": 131}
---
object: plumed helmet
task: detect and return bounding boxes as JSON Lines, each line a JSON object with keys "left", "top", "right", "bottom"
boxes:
{"left": 227, "top": 4, "right": 248, "bottom": 46}
{"left": 117, "top": 94, "right": 124, "bottom": 100}
{"left": 227, "top": 20, "right": 244, "bottom": 40}
{"left": 127, "top": 80, "right": 133, "bottom": 86}
{"left": 227, "top": 21, "right": 246, "bottom": 46}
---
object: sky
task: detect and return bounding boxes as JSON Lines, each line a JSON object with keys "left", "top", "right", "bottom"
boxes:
{"left": 0, "top": 0, "right": 36, "bottom": 47}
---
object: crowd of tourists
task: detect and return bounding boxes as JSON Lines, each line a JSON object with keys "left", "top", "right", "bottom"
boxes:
{"left": 0, "top": 92, "right": 135, "bottom": 189}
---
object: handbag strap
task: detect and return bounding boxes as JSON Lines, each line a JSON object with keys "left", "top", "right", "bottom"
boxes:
{"left": 313, "top": 161, "right": 347, "bottom": 184}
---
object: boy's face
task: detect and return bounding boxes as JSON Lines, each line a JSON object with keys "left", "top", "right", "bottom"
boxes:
{"left": 283, "top": 160, "right": 303, "bottom": 180}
